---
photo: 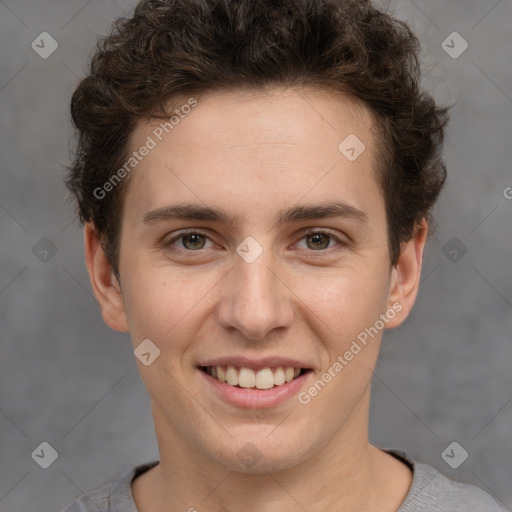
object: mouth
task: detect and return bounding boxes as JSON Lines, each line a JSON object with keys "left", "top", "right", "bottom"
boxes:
{"left": 198, "top": 365, "right": 313, "bottom": 390}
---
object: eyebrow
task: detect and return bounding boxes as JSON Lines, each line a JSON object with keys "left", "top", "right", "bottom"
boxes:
{"left": 142, "top": 200, "right": 369, "bottom": 227}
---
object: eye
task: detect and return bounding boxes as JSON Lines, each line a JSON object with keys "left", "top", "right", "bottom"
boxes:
{"left": 164, "top": 229, "right": 215, "bottom": 251}
{"left": 295, "top": 230, "right": 345, "bottom": 252}
{"left": 163, "top": 228, "right": 347, "bottom": 255}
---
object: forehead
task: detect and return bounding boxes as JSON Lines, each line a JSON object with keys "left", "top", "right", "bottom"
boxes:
{"left": 122, "top": 87, "right": 383, "bottom": 229}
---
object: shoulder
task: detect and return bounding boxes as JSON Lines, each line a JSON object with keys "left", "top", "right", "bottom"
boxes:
{"left": 58, "top": 461, "right": 159, "bottom": 512}
{"left": 388, "top": 449, "right": 507, "bottom": 512}
{"left": 405, "top": 462, "right": 506, "bottom": 512}
{"left": 59, "top": 480, "right": 113, "bottom": 512}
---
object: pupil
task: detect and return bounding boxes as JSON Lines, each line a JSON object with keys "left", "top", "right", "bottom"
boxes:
{"left": 308, "top": 233, "right": 329, "bottom": 250}
{"left": 184, "top": 233, "right": 205, "bottom": 250}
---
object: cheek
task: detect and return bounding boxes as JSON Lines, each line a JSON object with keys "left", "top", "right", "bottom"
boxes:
{"left": 124, "top": 272, "right": 181, "bottom": 333}
{"left": 122, "top": 266, "right": 217, "bottom": 346}
{"left": 295, "top": 271, "right": 389, "bottom": 410}
{"left": 122, "top": 245, "right": 391, "bottom": 352}
{"left": 292, "top": 264, "right": 389, "bottom": 334}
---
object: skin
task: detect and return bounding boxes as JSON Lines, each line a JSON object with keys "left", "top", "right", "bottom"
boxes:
{"left": 85, "top": 87, "right": 428, "bottom": 512}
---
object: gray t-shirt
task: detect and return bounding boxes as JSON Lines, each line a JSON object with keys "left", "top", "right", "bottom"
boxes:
{"left": 59, "top": 449, "right": 507, "bottom": 512}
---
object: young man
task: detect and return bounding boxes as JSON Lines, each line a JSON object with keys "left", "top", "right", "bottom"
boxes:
{"left": 60, "top": 0, "right": 506, "bottom": 511}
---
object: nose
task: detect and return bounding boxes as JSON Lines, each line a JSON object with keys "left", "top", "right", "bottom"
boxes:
{"left": 215, "top": 247, "right": 294, "bottom": 340}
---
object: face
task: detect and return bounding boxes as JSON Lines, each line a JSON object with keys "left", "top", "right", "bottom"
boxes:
{"left": 87, "top": 87, "right": 424, "bottom": 473}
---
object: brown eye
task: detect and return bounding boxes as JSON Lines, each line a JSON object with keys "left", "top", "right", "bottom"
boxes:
{"left": 164, "top": 230, "right": 214, "bottom": 252}
{"left": 293, "top": 229, "right": 347, "bottom": 256}
{"left": 305, "top": 232, "right": 332, "bottom": 250}
{"left": 181, "top": 233, "right": 207, "bottom": 250}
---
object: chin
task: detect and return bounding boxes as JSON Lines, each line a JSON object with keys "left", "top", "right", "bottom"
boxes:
{"left": 205, "top": 429, "right": 312, "bottom": 474}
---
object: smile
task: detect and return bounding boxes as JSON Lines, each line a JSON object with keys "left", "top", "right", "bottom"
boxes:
{"left": 199, "top": 365, "right": 311, "bottom": 390}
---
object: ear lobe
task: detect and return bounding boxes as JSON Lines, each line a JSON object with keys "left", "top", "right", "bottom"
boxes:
{"left": 385, "top": 219, "right": 428, "bottom": 329}
{"left": 84, "top": 222, "right": 129, "bottom": 333}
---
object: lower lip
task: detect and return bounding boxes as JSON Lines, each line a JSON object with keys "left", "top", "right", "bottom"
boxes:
{"left": 198, "top": 368, "right": 313, "bottom": 409}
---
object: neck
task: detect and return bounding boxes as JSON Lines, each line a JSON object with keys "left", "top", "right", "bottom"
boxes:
{"left": 133, "top": 385, "right": 412, "bottom": 512}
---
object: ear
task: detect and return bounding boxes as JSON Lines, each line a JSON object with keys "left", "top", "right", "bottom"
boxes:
{"left": 385, "top": 218, "right": 428, "bottom": 329}
{"left": 84, "top": 222, "right": 129, "bottom": 333}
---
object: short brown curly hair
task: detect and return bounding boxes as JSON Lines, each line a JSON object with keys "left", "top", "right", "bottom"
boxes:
{"left": 65, "top": 0, "right": 450, "bottom": 279}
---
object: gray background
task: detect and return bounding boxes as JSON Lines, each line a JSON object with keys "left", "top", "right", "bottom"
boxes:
{"left": 1, "top": 0, "right": 511, "bottom": 511}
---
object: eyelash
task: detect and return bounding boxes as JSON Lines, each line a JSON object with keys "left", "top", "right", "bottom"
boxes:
{"left": 163, "top": 228, "right": 347, "bottom": 256}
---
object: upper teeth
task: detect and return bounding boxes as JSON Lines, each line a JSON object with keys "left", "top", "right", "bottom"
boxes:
{"left": 207, "top": 366, "right": 301, "bottom": 389}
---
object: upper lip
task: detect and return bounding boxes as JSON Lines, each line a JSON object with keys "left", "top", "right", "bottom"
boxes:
{"left": 197, "top": 356, "right": 313, "bottom": 371}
